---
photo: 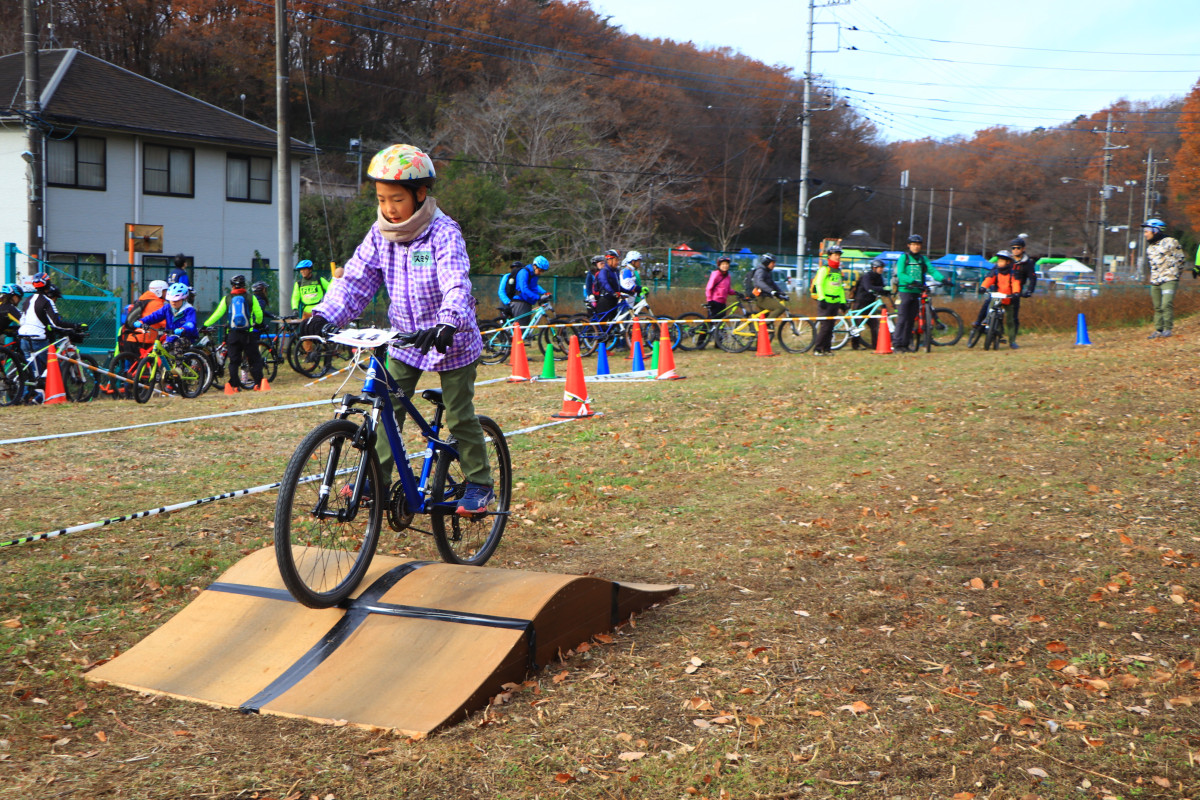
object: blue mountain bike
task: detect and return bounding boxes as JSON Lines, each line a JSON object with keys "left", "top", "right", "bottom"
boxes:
{"left": 273, "top": 328, "right": 512, "bottom": 608}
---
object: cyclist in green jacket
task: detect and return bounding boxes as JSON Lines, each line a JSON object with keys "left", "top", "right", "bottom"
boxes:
{"left": 205, "top": 275, "right": 267, "bottom": 391}
{"left": 291, "top": 260, "right": 330, "bottom": 318}
{"left": 811, "top": 245, "right": 847, "bottom": 356}
{"left": 892, "top": 235, "right": 945, "bottom": 351}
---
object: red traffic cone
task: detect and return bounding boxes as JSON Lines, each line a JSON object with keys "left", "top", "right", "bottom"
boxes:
{"left": 223, "top": 382, "right": 238, "bottom": 394}
{"left": 656, "top": 321, "right": 684, "bottom": 380}
{"left": 551, "top": 335, "right": 595, "bottom": 418}
{"left": 875, "top": 309, "right": 894, "bottom": 354}
{"left": 255, "top": 377, "right": 271, "bottom": 391}
{"left": 755, "top": 318, "right": 777, "bottom": 357}
{"left": 508, "top": 323, "right": 531, "bottom": 382}
{"left": 44, "top": 343, "right": 67, "bottom": 405}
{"left": 629, "top": 321, "right": 645, "bottom": 361}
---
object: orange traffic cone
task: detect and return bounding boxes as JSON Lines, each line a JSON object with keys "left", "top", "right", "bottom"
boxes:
{"left": 255, "top": 377, "right": 271, "bottom": 391}
{"left": 223, "top": 382, "right": 238, "bottom": 394}
{"left": 508, "top": 322, "right": 531, "bottom": 382}
{"left": 43, "top": 343, "right": 67, "bottom": 405}
{"left": 755, "top": 318, "right": 777, "bottom": 357}
{"left": 875, "top": 309, "right": 894, "bottom": 354}
{"left": 551, "top": 335, "right": 595, "bottom": 418}
{"left": 656, "top": 321, "right": 684, "bottom": 380}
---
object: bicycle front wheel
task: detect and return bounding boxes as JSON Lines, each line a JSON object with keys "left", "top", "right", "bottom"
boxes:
{"left": 132, "top": 356, "right": 158, "bottom": 404}
{"left": 777, "top": 318, "right": 816, "bottom": 353}
{"left": 676, "top": 313, "right": 709, "bottom": 350}
{"left": 479, "top": 325, "right": 512, "bottom": 365}
{"left": 274, "top": 419, "right": 383, "bottom": 608}
{"left": 539, "top": 318, "right": 574, "bottom": 362}
{"left": 172, "top": 352, "right": 210, "bottom": 398}
{"left": 0, "top": 345, "right": 23, "bottom": 406}
{"left": 292, "top": 340, "right": 331, "bottom": 378}
{"left": 828, "top": 318, "right": 851, "bottom": 351}
{"left": 967, "top": 323, "right": 983, "bottom": 348}
{"left": 430, "top": 415, "right": 511, "bottom": 566}
{"left": 716, "top": 319, "right": 755, "bottom": 353}
{"left": 258, "top": 342, "right": 279, "bottom": 382}
{"left": 930, "top": 308, "right": 964, "bottom": 347}
{"left": 63, "top": 354, "right": 99, "bottom": 402}
{"left": 984, "top": 315, "right": 1002, "bottom": 351}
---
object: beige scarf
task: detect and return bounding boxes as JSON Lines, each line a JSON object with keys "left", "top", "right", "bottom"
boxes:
{"left": 377, "top": 197, "right": 439, "bottom": 244}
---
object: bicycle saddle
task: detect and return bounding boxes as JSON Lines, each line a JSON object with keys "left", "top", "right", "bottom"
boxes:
{"left": 421, "top": 388, "right": 444, "bottom": 407}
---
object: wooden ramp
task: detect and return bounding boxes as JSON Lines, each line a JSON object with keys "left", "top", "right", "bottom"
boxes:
{"left": 85, "top": 548, "right": 676, "bottom": 736}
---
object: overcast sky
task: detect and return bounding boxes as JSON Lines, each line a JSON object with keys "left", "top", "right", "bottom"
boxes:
{"left": 590, "top": 0, "right": 1200, "bottom": 142}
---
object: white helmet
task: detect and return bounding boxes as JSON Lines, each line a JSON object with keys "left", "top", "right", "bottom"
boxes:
{"left": 148, "top": 280, "right": 169, "bottom": 298}
{"left": 622, "top": 250, "right": 643, "bottom": 266}
{"left": 165, "top": 282, "right": 189, "bottom": 301}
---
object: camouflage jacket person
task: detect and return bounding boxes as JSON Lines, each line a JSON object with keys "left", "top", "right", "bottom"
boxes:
{"left": 1147, "top": 235, "right": 1186, "bottom": 285}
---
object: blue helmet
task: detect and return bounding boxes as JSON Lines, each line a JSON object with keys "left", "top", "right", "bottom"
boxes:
{"left": 532, "top": 255, "right": 550, "bottom": 271}
{"left": 1, "top": 283, "right": 23, "bottom": 298}
{"left": 166, "top": 282, "right": 189, "bottom": 301}
{"left": 296, "top": 259, "right": 314, "bottom": 271}
{"left": 907, "top": 234, "right": 924, "bottom": 244}
{"left": 1142, "top": 218, "right": 1166, "bottom": 232}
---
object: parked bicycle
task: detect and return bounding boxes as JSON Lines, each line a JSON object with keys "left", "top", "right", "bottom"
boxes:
{"left": 968, "top": 292, "right": 1016, "bottom": 350}
{"left": 892, "top": 287, "right": 964, "bottom": 352}
{"left": 14, "top": 326, "right": 99, "bottom": 404}
{"left": 131, "top": 335, "right": 211, "bottom": 403}
{"left": 571, "top": 293, "right": 681, "bottom": 357}
{"left": 274, "top": 328, "right": 512, "bottom": 608}
{"left": 479, "top": 302, "right": 566, "bottom": 365}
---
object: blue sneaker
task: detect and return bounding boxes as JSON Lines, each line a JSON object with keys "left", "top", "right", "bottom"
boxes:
{"left": 457, "top": 483, "right": 495, "bottom": 516}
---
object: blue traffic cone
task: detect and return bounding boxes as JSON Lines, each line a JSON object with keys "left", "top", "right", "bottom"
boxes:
{"left": 595, "top": 341, "right": 611, "bottom": 375}
{"left": 631, "top": 340, "right": 646, "bottom": 372}
{"left": 1075, "top": 312, "right": 1092, "bottom": 346}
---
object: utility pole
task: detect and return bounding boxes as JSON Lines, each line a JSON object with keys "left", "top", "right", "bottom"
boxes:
{"left": 276, "top": 0, "right": 294, "bottom": 316}
{"left": 908, "top": 186, "right": 916, "bottom": 237}
{"left": 945, "top": 188, "right": 954, "bottom": 255}
{"left": 926, "top": 187, "right": 934, "bottom": 250}
{"left": 1095, "top": 113, "right": 1112, "bottom": 273}
{"left": 23, "top": 0, "right": 43, "bottom": 272}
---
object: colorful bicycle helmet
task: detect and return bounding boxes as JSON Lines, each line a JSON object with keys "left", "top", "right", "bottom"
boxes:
{"left": 367, "top": 144, "right": 436, "bottom": 187}
{"left": 165, "top": 282, "right": 189, "bottom": 301}
{"left": 296, "top": 259, "right": 314, "bottom": 271}
{"left": 30, "top": 272, "right": 51, "bottom": 290}
{"left": 1, "top": 283, "right": 24, "bottom": 298}
{"left": 148, "top": 279, "right": 169, "bottom": 298}
{"left": 604, "top": 249, "right": 620, "bottom": 259}
{"left": 1142, "top": 218, "right": 1167, "bottom": 232}
{"left": 532, "top": 255, "right": 550, "bottom": 271}
{"left": 623, "top": 250, "right": 643, "bottom": 265}
{"left": 230, "top": 274, "right": 247, "bottom": 289}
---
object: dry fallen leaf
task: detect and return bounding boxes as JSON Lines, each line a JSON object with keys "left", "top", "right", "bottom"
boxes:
{"left": 1047, "top": 659, "right": 1069, "bottom": 671}
{"left": 618, "top": 751, "right": 646, "bottom": 761}
{"left": 953, "top": 793, "right": 976, "bottom": 800}
{"left": 554, "top": 773, "right": 574, "bottom": 784}
{"left": 94, "top": 731, "right": 107, "bottom": 743}
{"left": 837, "top": 701, "right": 872, "bottom": 715}
{"left": 1046, "top": 641, "right": 1068, "bottom": 653}
{"left": 1152, "top": 777, "right": 1171, "bottom": 788}
{"left": 1027, "top": 767, "right": 1049, "bottom": 779}
{"left": 969, "top": 578, "right": 985, "bottom": 590}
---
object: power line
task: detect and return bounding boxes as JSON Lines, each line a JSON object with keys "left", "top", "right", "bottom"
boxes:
{"left": 849, "top": 46, "right": 1200, "bottom": 74}
{"left": 846, "top": 28, "right": 1200, "bottom": 58}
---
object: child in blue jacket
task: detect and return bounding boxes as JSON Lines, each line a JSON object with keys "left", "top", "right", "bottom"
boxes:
{"left": 133, "top": 282, "right": 198, "bottom": 344}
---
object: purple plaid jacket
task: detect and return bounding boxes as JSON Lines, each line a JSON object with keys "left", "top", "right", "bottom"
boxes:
{"left": 314, "top": 211, "right": 482, "bottom": 371}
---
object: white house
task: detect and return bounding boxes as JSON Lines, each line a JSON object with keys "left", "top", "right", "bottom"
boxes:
{"left": 0, "top": 48, "right": 314, "bottom": 281}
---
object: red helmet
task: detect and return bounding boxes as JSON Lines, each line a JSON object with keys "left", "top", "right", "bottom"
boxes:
{"left": 30, "top": 272, "right": 51, "bottom": 290}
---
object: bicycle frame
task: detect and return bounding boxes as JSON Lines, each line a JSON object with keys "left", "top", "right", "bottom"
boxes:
{"left": 327, "top": 347, "right": 459, "bottom": 523}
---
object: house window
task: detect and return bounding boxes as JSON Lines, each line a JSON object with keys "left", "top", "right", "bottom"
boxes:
{"left": 46, "top": 136, "right": 106, "bottom": 190}
{"left": 144, "top": 144, "right": 194, "bottom": 197}
{"left": 227, "top": 154, "right": 272, "bottom": 203}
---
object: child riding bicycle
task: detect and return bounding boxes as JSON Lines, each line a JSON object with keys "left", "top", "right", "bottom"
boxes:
{"left": 133, "top": 283, "right": 198, "bottom": 344}
{"left": 302, "top": 143, "right": 494, "bottom": 516}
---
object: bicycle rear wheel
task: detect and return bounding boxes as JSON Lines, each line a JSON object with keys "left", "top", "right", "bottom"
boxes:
{"left": 777, "top": 318, "right": 816, "bottom": 353}
{"left": 676, "top": 313, "right": 710, "bottom": 350}
{"left": 0, "top": 345, "right": 22, "bottom": 406}
{"left": 930, "top": 308, "right": 964, "bottom": 346}
{"left": 430, "top": 415, "right": 511, "bottom": 566}
{"left": 63, "top": 354, "right": 99, "bottom": 402}
{"left": 828, "top": 318, "right": 851, "bottom": 351}
{"left": 274, "top": 419, "right": 384, "bottom": 608}
{"left": 716, "top": 318, "right": 755, "bottom": 352}
{"left": 292, "top": 339, "right": 331, "bottom": 378}
{"left": 258, "top": 342, "right": 279, "bottom": 382}
{"left": 539, "top": 318, "right": 574, "bottom": 361}
{"left": 132, "top": 356, "right": 158, "bottom": 403}
{"left": 172, "top": 353, "right": 210, "bottom": 398}
{"left": 479, "top": 325, "right": 512, "bottom": 365}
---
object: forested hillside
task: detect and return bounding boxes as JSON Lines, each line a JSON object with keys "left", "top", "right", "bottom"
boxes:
{"left": 3, "top": 0, "right": 1197, "bottom": 269}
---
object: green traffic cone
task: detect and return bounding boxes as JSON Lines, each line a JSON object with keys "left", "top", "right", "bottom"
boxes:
{"left": 650, "top": 339, "right": 660, "bottom": 372}
{"left": 540, "top": 342, "right": 557, "bottom": 379}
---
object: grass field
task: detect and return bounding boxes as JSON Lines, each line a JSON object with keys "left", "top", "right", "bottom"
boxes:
{"left": 1, "top": 314, "right": 1198, "bottom": 799}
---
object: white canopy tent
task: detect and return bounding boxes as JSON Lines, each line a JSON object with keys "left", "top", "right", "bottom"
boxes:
{"left": 1047, "top": 259, "right": 1094, "bottom": 274}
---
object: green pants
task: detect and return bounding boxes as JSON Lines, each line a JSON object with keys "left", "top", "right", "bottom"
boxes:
{"left": 754, "top": 294, "right": 787, "bottom": 319}
{"left": 374, "top": 357, "right": 492, "bottom": 488}
{"left": 1150, "top": 280, "right": 1178, "bottom": 332}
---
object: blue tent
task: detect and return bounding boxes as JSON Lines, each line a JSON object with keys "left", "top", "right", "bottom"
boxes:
{"left": 873, "top": 250, "right": 904, "bottom": 263}
{"left": 933, "top": 253, "right": 993, "bottom": 269}
{"left": 737, "top": 247, "right": 754, "bottom": 254}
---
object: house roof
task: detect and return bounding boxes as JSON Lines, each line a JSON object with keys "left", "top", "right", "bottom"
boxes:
{"left": 0, "top": 49, "right": 315, "bottom": 154}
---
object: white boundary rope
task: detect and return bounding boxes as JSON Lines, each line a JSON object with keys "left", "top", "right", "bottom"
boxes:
{"left": 0, "top": 415, "right": 589, "bottom": 548}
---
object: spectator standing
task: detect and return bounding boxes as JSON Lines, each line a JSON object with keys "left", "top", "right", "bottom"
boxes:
{"left": 1143, "top": 218, "right": 1186, "bottom": 338}
{"left": 1009, "top": 237, "right": 1037, "bottom": 340}
{"left": 811, "top": 245, "right": 847, "bottom": 356}
{"left": 892, "top": 235, "right": 944, "bottom": 351}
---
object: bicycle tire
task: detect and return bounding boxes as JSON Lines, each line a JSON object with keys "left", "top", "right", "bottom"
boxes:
{"left": 430, "top": 415, "right": 511, "bottom": 566}
{"left": 967, "top": 323, "right": 983, "bottom": 348}
{"left": 921, "top": 304, "right": 933, "bottom": 353}
{"left": 676, "top": 313, "right": 709, "bottom": 350}
{"left": 172, "top": 352, "right": 209, "bottom": 398}
{"left": 828, "top": 318, "right": 851, "bottom": 351}
{"left": 777, "top": 318, "right": 816, "bottom": 353}
{"left": 258, "top": 342, "right": 279, "bottom": 382}
{"left": 572, "top": 315, "right": 602, "bottom": 357}
{"left": 716, "top": 318, "right": 755, "bottom": 353}
{"left": 292, "top": 339, "right": 332, "bottom": 378}
{"left": 0, "top": 345, "right": 23, "bottom": 406}
{"left": 479, "top": 325, "right": 512, "bottom": 365}
{"left": 274, "top": 418, "right": 384, "bottom": 608}
{"left": 539, "top": 318, "right": 574, "bottom": 362}
{"left": 653, "top": 316, "right": 683, "bottom": 350}
{"left": 929, "top": 308, "right": 964, "bottom": 347}
{"left": 984, "top": 313, "right": 1002, "bottom": 351}
{"left": 63, "top": 354, "right": 99, "bottom": 402}
{"left": 132, "top": 356, "right": 157, "bottom": 404}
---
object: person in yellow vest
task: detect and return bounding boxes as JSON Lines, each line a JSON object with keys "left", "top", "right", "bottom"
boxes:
{"left": 291, "top": 259, "right": 330, "bottom": 318}
{"left": 811, "top": 244, "right": 847, "bottom": 356}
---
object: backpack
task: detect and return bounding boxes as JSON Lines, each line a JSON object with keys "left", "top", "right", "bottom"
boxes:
{"left": 123, "top": 298, "right": 149, "bottom": 328}
{"left": 501, "top": 271, "right": 519, "bottom": 302}
{"left": 228, "top": 293, "right": 252, "bottom": 330}
{"left": 743, "top": 269, "right": 755, "bottom": 297}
